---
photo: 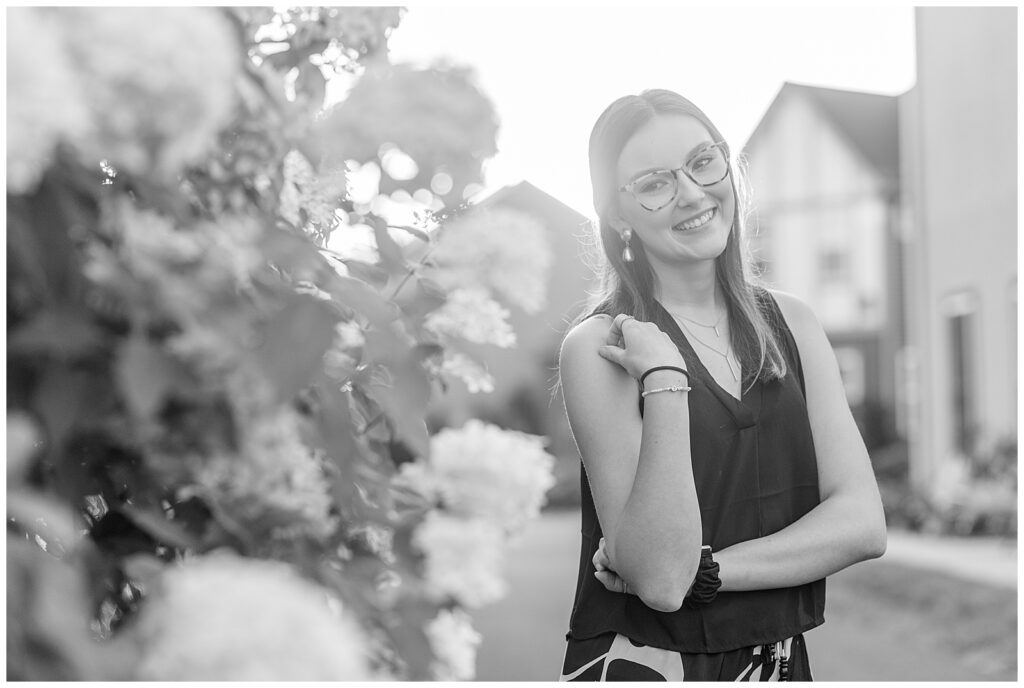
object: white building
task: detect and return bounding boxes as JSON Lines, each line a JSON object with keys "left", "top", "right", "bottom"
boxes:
{"left": 898, "top": 7, "right": 1017, "bottom": 494}
{"left": 743, "top": 82, "right": 904, "bottom": 448}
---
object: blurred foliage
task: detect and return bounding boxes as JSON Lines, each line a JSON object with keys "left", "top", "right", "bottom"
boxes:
{"left": 7, "top": 6, "right": 553, "bottom": 681}
{"left": 873, "top": 438, "right": 1017, "bottom": 537}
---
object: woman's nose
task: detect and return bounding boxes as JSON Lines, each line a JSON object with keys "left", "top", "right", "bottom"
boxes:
{"left": 673, "top": 170, "right": 706, "bottom": 205}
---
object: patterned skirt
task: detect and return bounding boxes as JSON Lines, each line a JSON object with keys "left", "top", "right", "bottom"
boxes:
{"left": 560, "top": 632, "right": 811, "bottom": 681}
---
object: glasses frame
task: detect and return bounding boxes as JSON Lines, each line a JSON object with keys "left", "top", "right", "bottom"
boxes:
{"left": 618, "top": 141, "right": 731, "bottom": 212}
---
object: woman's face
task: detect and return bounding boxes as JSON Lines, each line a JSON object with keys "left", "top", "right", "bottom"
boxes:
{"left": 613, "top": 114, "right": 735, "bottom": 267}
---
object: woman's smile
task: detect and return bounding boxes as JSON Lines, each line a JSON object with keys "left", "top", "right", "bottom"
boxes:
{"left": 672, "top": 207, "right": 717, "bottom": 232}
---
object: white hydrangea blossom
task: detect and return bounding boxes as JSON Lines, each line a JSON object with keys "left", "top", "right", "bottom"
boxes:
{"left": 279, "top": 150, "right": 347, "bottom": 233}
{"left": 399, "top": 420, "right": 556, "bottom": 536}
{"left": 55, "top": 7, "right": 240, "bottom": 178}
{"left": 439, "top": 351, "right": 495, "bottom": 394}
{"left": 425, "top": 608, "right": 482, "bottom": 681}
{"left": 114, "top": 202, "right": 263, "bottom": 319}
{"left": 412, "top": 512, "right": 506, "bottom": 608}
{"left": 197, "top": 374, "right": 335, "bottom": 539}
{"left": 431, "top": 207, "right": 552, "bottom": 314}
{"left": 135, "top": 552, "right": 374, "bottom": 680}
{"left": 424, "top": 288, "right": 516, "bottom": 348}
{"left": 6, "top": 8, "right": 88, "bottom": 194}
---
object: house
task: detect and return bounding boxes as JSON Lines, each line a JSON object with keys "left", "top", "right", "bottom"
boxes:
{"left": 742, "top": 82, "right": 905, "bottom": 448}
{"left": 897, "top": 7, "right": 1017, "bottom": 495}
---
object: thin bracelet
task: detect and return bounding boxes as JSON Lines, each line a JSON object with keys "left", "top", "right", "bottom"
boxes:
{"left": 640, "top": 384, "right": 691, "bottom": 398}
{"left": 640, "top": 365, "right": 690, "bottom": 387}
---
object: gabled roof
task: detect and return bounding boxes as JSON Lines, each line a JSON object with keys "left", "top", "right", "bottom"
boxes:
{"left": 476, "top": 181, "right": 591, "bottom": 233}
{"left": 745, "top": 82, "right": 900, "bottom": 185}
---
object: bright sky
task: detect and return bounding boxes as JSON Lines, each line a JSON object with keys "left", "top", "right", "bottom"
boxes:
{"left": 384, "top": 4, "right": 917, "bottom": 218}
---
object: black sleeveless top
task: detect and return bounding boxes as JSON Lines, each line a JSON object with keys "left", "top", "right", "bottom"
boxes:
{"left": 566, "top": 290, "right": 826, "bottom": 654}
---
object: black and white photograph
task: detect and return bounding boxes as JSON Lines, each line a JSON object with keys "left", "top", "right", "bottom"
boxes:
{"left": 5, "top": 3, "right": 1018, "bottom": 682}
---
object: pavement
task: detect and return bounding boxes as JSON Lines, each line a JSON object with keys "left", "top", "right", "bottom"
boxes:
{"left": 471, "top": 510, "right": 1018, "bottom": 681}
{"left": 881, "top": 527, "right": 1017, "bottom": 589}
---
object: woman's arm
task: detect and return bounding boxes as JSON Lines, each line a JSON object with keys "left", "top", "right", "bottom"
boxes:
{"left": 712, "top": 290, "right": 887, "bottom": 591}
{"left": 559, "top": 314, "right": 702, "bottom": 611}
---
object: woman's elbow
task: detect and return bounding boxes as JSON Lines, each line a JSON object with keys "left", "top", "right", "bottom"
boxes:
{"left": 633, "top": 556, "right": 701, "bottom": 613}
{"left": 857, "top": 502, "right": 888, "bottom": 560}
{"left": 636, "top": 582, "right": 688, "bottom": 613}
{"left": 864, "top": 518, "right": 887, "bottom": 560}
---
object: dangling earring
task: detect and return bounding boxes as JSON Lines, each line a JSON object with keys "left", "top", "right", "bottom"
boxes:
{"left": 621, "top": 228, "right": 634, "bottom": 263}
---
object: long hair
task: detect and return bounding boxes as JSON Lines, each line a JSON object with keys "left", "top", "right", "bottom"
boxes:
{"left": 575, "top": 89, "right": 786, "bottom": 389}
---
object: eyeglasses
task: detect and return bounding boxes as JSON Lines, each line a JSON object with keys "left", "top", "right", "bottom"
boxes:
{"left": 619, "top": 141, "right": 731, "bottom": 212}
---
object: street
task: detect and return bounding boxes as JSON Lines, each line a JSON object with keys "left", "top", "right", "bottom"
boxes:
{"left": 472, "top": 510, "right": 1017, "bottom": 681}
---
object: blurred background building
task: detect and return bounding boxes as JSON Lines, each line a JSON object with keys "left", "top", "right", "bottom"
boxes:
{"left": 743, "top": 82, "right": 904, "bottom": 451}
{"left": 739, "top": 6, "right": 1017, "bottom": 510}
{"left": 896, "top": 7, "right": 1017, "bottom": 500}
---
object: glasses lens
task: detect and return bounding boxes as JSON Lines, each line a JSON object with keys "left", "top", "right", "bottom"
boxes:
{"left": 688, "top": 145, "right": 729, "bottom": 185}
{"left": 633, "top": 170, "right": 677, "bottom": 210}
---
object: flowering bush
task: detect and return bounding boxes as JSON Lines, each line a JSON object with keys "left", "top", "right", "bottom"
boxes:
{"left": 133, "top": 552, "right": 374, "bottom": 680}
{"left": 7, "top": 6, "right": 554, "bottom": 681}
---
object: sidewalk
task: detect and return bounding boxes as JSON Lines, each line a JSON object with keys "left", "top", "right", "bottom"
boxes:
{"left": 882, "top": 527, "right": 1017, "bottom": 589}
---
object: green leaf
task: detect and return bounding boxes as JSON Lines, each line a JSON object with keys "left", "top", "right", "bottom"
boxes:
{"left": 261, "top": 225, "right": 331, "bottom": 280}
{"left": 341, "top": 259, "right": 390, "bottom": 290}
{"left": 116, "top": 505, "right": 199, "bottom": 551}
{"left": 250, "top": 294, "right": 340, "bottom": 403}
{"left": 9, "top": 309, "right": 107, "bottom": 361}
{"left": 362, "top": 329, "right": 432, "bottom": 460}
{"left": 115, "top": 337, "right": 191, "bottom": 421}
{"left": 325, "top": 274, "right": 398, "bottom": 326}
{"left": 371, "top": 216, "right": 407, "bottom": 273}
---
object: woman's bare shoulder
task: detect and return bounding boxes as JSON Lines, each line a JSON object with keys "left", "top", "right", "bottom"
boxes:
{"left": 565, "top": 315, "right": 610, "bottom": 358}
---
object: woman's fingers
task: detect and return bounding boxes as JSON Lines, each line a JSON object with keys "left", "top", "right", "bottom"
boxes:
{"left": 594, "top": 569, "right": 632, "bottom": 595}
{"left": 592, "top": 537, "right": 611, "bottom": 571}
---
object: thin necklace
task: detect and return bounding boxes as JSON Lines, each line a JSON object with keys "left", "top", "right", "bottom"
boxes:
{"left": 675, "top": 309, "right": 726, "bottom": 337}
{"left": 677, "top": 318, "right": 741, "bottom": 382}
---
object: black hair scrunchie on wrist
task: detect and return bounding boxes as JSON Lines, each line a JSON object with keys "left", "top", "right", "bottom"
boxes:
{"left": 683, "top": 545, "right": 722, "bottom": 609}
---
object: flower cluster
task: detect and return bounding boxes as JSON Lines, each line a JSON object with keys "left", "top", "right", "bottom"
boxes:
{"left": 279, "top": 150, "right": 348, "bottom": 243}
{"left": 425, "top": 608, "right": 482, "bottom": 681}
{"left": 134, "top": 551, "right": 373, "bottom": 680}
{"left": 411, "top": 512, "right": 507, "bottom": 608}
{"left": 403, "top": 418, "right": 557, "bottom": 682}
{"left": 402, "top": 420, "right": 557, "bottom": 537}
{"left": 5, "top": 8, "right": 88, "bottom": 193}
{"left": 425, "top": 287, "right": 516, "bottom": 348}
{"left": 85, "top": 201, "right": 264, "bottom": 329}
{"left": 431, "top": 207, "right": 552, "bottom": 314}
{"left": 7, "top": 8, "right": 240, "bottom": 192}
{"left": 194, "top": 372, "right": 336, "bottom": 540}
{"left": 437, "top": 352, "right": 495, "bottom": 394}
{"left": 58, "top": 7, "right": 240, "bottom": 179}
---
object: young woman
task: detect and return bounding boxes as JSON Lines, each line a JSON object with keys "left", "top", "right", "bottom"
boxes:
{"left": 557, "top": 89, "right": 887, "bottom": 681}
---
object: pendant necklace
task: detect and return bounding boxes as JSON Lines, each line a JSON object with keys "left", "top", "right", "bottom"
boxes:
{"left": 675, "top": 309, "right": 727, "bottom": 338}
{"left": 677, "top": 318, "right": 741, "bottom": 382}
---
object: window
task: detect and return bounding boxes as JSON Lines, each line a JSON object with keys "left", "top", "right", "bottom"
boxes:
{"left": 943, "top": 291, "right": 978, "bottom": 454}
{"left": 818, "top": 247, "right": 850, "bottom": 284}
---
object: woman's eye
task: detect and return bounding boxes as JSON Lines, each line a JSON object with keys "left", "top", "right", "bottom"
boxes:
{"left": 637, "top": 176, "right": 671, "bottom": 194}
{"left": 690, "top": 156, "right": 712, "bottom": 172}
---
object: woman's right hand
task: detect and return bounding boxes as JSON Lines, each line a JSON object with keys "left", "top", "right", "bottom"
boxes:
{"left": 596, "top": 313, "right": 687, "bottom": 381}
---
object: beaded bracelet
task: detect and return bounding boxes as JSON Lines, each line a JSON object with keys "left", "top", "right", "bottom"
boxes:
{"left": 640, "top": 384, "right": 691, "bottom": 398}
{"left": 639, "top": 365, "right": 690, "bottom": 388}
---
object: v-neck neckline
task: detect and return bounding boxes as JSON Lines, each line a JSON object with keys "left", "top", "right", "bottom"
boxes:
{"left": 654, "top": 300, "right": 760, "bottom": 427}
